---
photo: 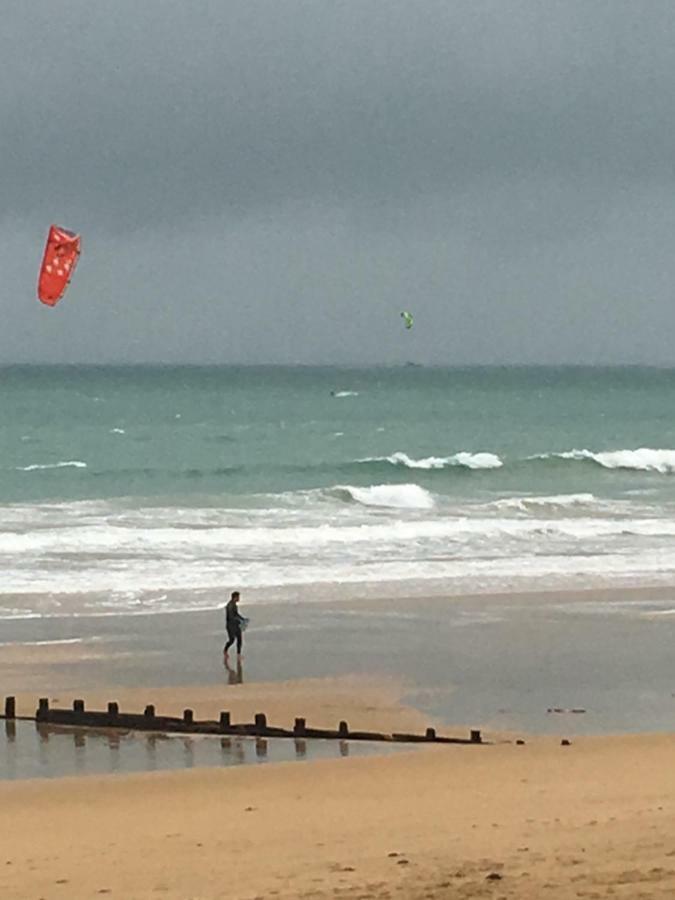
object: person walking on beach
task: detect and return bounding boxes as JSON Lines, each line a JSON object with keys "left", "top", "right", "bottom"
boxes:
{"left": 224, "top": 590, "right": 245, "bottom": 659}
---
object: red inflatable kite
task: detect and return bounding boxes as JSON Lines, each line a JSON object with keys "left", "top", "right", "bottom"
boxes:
{"left": 37, "top": 225, "right": 81, "bottom": 306}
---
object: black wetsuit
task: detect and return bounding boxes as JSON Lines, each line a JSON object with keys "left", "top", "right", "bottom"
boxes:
{"left": 224, "top": 600, "right": 242, "bottom": 654}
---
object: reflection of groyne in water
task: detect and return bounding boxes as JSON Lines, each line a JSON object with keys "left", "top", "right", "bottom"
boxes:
{"left": 3, "top": 696, "right": 484, "bottom": 745}
{"left": 2, "top": 717, "right": 359, "bottom": 779}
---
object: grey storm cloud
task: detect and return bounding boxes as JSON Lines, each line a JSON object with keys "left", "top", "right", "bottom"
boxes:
{"left": 2, "top": 0, "right": 675, "bottom": 364}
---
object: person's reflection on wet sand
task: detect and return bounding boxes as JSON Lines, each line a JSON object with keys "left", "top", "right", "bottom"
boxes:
{"left": 224, "top": 655, "right": 243, "bottom": 685}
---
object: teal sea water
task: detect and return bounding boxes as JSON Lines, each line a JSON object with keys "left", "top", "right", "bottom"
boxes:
{"left": 3, "top": 365, "right": 675, "bottom": 618}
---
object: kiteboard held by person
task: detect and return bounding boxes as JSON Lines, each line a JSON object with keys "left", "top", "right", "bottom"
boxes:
{"left": 223, "top": 590, "right": 248, "bottom": 659}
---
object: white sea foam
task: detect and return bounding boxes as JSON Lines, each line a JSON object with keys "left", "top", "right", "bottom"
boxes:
{"left": 110, "top": 428, "right": 126, "bottom": 434}
{"left": 360, "top": 451, "right": 503, "bottom": 470}
{"left": 331, "top": 483, "right": 435, "bottom": 509}
{"left": 450, "top": 451, "right": 503, "bottom": 469}
{"left": 492, "top": 493, "right": 597, "bottom": 513}
{"left": 542, "top": 448, "right": 675, "bottom": 474}
{"left": 4, "top": 487, "right": 675, "bottom": 616}
{"left": 332, "top": 390, "right": 359, "bottom": 398}
{"left": 16, "top": 460, "right": 87, "bottom": 472}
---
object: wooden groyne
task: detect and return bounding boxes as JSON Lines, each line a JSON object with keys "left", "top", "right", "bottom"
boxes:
{"left": 2, "top": 696, "right": 484, "bottom": 745}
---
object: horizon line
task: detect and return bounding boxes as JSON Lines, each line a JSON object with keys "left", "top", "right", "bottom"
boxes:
{"left": 1, "top": 361, "right": 675, "bottom": 370}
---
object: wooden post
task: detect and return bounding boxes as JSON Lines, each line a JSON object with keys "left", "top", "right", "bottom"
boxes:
{"left": 338, "top": 720, "right": 349, "bottom": 738}
{"left": 219, "top": 711, "right": 231, "bottom": 728}
{"left": 144, "top": 704, "right": 155, "bottom": 718}
{"left": 254, "top": 713, "right": 267, "bottom": 733}
{"left": 73, "top": 699, "right": 85, "bottom": 715}
{"left": 108, "top": 702, "right": 119, "bottom": 717}
{"left": 294, "top": 717, "right": 306, "bottom": 736}
{"left": 425, "top": 727, "right": 436, "bottom": 741}
{"left": 4, "top": 696, "right": 16, "bottom": 720}
{"left": 37, "top": 698, "right": 49, "bottom": 720}
{"left": 470, "top": 729, "right": 482, "bottom": 744}
{"left": 183, "top": 709, "right": 194, "bottom": 725}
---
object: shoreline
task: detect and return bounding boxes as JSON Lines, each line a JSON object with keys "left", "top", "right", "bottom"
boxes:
{"left": 5, "top": 576, "right": 675, "bottom": 619}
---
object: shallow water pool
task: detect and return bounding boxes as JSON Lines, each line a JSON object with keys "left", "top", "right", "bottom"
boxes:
{"left": 0, "top": 720, "right": 405, "bottom": 781}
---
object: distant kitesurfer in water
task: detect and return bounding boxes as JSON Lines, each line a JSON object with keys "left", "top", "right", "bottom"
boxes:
{"left": 224, "top": 590, "right": 245, "bottom": 659}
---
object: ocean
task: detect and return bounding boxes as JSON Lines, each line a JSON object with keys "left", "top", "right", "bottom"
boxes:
{"left": 3, "top": 364, "right": 675, "bottom": 620}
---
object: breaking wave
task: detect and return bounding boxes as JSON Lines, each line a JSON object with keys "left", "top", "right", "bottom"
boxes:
{"left": 16, "top": 460, "right": 87, "bottom": 472}
{"left": 329, "top": 483, "right": 435, "bottom": 509}
{"left": 535, "top": 448, "right": 675, "bottom": 474}
{"left": 358, "top": 451, "right": 503, "bottom": 470}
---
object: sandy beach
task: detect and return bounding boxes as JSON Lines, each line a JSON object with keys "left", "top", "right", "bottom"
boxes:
{"left": 1, "top": 589, "right": 674, "bottom": 898}
{"left": 1, "top": 716, "right": 674, "bottom": 899}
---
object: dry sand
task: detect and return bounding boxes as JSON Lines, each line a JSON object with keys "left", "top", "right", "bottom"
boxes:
{"left": 2, "top": 680, "right": 675, "bottom": 899}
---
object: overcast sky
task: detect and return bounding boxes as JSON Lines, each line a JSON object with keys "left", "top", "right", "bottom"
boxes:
{"left": 3, "top": 0, "right": 675, "bottom": 364}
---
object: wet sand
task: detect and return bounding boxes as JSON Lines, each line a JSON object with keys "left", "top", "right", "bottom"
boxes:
{"left": 7, "top": 675, "right": 431, "bottom": 734}
{"left": 2, "top": 585, "right": 674, "bottom": 733}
